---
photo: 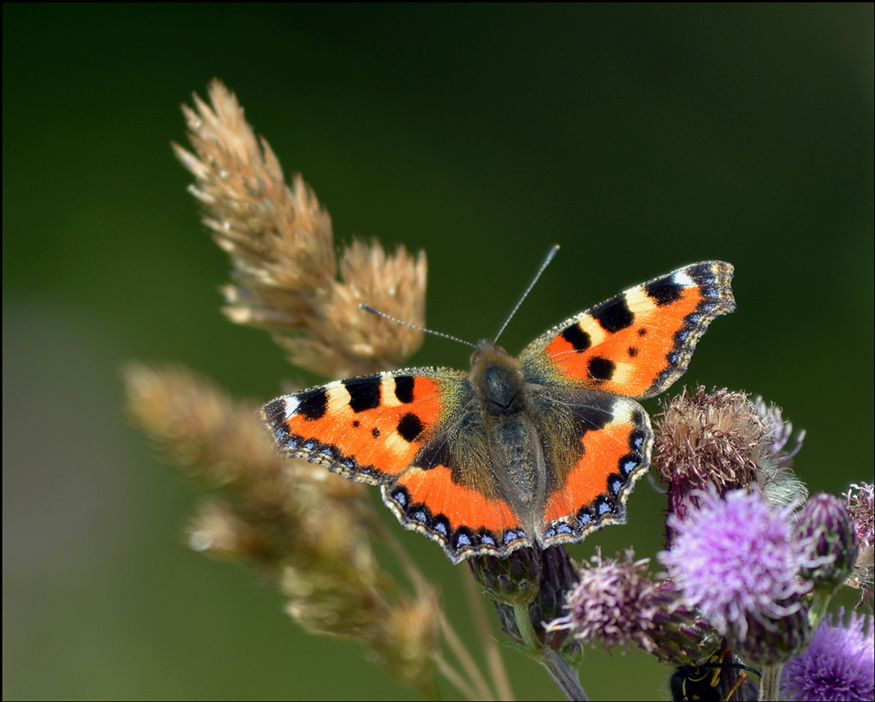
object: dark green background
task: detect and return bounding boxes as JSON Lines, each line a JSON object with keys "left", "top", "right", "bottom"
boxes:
{"left": 4, "top": 5, "right": 872, "bottom": 700}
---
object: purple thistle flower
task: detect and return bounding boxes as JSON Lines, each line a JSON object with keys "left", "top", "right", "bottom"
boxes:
{"left": 659, "top": 488, "right": 814, "bottom": 643}
{"left": 797, "top": 493, "right": 858, "bottom": 596}
{"left": 781, "top": 608, "right": 874, "bottom": 701}
{"left": 654, "top": 388, "right": 808, "bottom": 551}
{"left": 548, "top": 550, "right": 652, "bottom": 649}
{"left": 547, "top": 550, "right": 715, "bottom": 665}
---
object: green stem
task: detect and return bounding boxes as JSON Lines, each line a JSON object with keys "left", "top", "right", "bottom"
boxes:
{"left": 512, "top": 604, "right": 588, "bottom": 701}
{"left": 539, "top": 649, "right": 588, "bottom": 702}
{"left": 807, "top": 588, "right": 832, "bottom": 632}
{"left": 758, "top": 663, "right": 784, "bottom": 702}
{"left": 513, "top": 603, "right": 540, "bottom": 651}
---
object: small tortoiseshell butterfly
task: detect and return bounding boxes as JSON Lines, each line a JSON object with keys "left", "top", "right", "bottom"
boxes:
{"left": 262, "top": 260, "right": 735, "bottom": 563}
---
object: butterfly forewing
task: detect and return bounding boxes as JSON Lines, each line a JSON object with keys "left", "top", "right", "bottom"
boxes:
{"left": 519, "top": 261, "right": 735, "bottom": 398}
{"left": 261, "top": 368, "right": 466, "bottom": 485}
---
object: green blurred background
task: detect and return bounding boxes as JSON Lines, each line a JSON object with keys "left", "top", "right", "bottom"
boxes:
{"left": 4, "top": 5, "right": 872, "bottom": 700}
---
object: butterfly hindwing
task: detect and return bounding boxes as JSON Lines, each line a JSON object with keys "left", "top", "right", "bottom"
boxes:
{"left": 382, "top": 467, "right": 528, "bottom": 563}
{"left": 519, "top": 261, "right": 735, "bottom": 398}
{"left": 535, "top": 390, "right": 654, "bottom": 545}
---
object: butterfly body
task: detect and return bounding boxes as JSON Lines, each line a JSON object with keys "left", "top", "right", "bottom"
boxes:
{"left": 262, "top": 261, "right": 735, "bottom": 563}
{"left": 449, "top": 341, "right": 568, "bottom": 547}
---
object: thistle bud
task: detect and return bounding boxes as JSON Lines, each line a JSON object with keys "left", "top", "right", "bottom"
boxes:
{"left": 797, "top": 493, "right": 858, "bottom": 596}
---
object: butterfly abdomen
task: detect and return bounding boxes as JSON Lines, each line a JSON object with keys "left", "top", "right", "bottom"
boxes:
{"left": 485, "top": 412, "right": 548, "bottom": 544}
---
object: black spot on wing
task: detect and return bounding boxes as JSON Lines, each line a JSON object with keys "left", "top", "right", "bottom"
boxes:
{"left": 397, "top": 413, "right": 424, "bottom": 443}
{"left": 591, "top": 296, "right": 634, "bottom": 333}
{"left": 588, "top": 356, "right": 615, "bottom": 381}
{"left": 296, "top": 387, "right": 328, "bottom": 421}
{"left": 344, "top": 375, "right": 382, "bottom": 413}
{"left": 561, "top": 325, "right": 591, "bottom": 352}
{"left": 644, "top": 277, "right": 684, "bottom": 306}
{"left": 394, "top": 375, "right": 415, "bottom": 404}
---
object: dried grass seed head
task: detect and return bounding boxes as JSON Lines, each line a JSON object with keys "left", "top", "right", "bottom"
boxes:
{"left": 174, "top": 79, "right": 427, "bottom": 379}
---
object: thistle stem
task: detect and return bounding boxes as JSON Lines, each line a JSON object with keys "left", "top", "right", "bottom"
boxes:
{"left": 758, "top": 663, "right": 784, "bottom": 702}
{"left": 807, "top": 589, "right": 832, "bottom": 632}
{"left": 539, "top": 649, "right": 589, "bottom": 702}
{"left": 512, "top": 604, "right": 588, "bottom": 701}
{"left": 512, "top": 603, "right": 540, "bottom": 651}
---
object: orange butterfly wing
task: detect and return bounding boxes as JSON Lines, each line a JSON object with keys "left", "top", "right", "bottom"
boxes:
{"left": 520, "top": 261, "right": 736, "bottom": 398}
{"left": 262, "top": 370, "right": 450, "bottom": 484}
{"left": 261, "top": 368, "right": 526, "bottom": 562}
{"left": 520, "top": 261, "right": 735, "bottom": 544}
{"left": 537, "top": 393, "right": 654, "bottom": 545}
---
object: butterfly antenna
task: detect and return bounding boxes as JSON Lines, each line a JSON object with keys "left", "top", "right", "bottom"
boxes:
{"left": 494, "top": 244, "right": 560, "bottom": 343}
{"left": 360, "top": 304, "right": 477, "bottom": 349}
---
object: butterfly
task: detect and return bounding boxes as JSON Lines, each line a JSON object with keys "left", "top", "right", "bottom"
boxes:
{"left": 261, "top": 260, "right": 735, "bottom": 563}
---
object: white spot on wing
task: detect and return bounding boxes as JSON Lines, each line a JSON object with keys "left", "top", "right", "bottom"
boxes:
{"left": 380, "top": 374, "right": 404, "bottom": 408}
{"left": 623, "top": 286, "right": 658, "bottom": 315}
{"left": 673, "top": 270, "right": 695, "bottom": 288}
{"left": 577, "top": 317, "right": 607, "bottom": 347}
{"left": 283, "top": 397, "right": 299, "bottom": 419}
{"left": 381, "top": 431, "right": 410, "bottom": 455}
{"left": 607, "top": 400, "right": 635, "bottom": 425}
{"left": 324, "top": 380, "right": 352, "bottom": 405}
{"left": 607, "top": 361, "right": 634, "bottom": 386}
